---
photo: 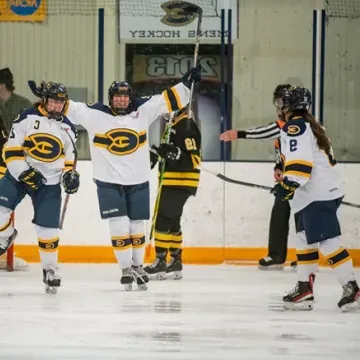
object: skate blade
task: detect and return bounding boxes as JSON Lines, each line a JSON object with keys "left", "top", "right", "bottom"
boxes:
{"left": 148, "top": 272, "right": 167, "bottom": 281}
{"left": 166, "top": 271, "right": 183, "bottom": 280}
{"left": 45, "top": 285, "right": 58, "bottom": 294}
{"left": 123, "top": 283, "right": 133, "bottom": 291}
{"left": 258, "top": 264, "right": 284, "bottom": 271}
{"left": 137, "top": 283, "right": 148, "bottom": 291}
{"left": 340, "top": 300, "right": 360, "bottom": 313}
{"left": 283, "top": 300, "right": 314, "bottom": 311}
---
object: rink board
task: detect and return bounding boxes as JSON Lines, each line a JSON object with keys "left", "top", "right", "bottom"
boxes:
{"left": 12, "top": 161, "right": 360, "bottom": 265}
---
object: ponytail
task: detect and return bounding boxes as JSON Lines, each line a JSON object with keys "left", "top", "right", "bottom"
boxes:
{"left": 292, "top": 111, "right": 331, "bottom": 154}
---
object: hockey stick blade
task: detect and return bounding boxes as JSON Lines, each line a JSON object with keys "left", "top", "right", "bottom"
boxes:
{"left": 199, "top": 166, "right": 360, "bottom": 209}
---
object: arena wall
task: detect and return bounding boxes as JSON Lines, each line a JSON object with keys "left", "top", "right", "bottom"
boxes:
{"left": 13, "top": 161, "right": 360, "bottom": 266}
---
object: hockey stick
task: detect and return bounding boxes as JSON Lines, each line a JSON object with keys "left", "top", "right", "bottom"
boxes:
{"left": 145, "top": 119, "right": 173, "bottom": 258}
{"left": 198, "top": 166, "right": 360, "bottom": 209}
{"left": 179, "top": 2, "right": 203, "bottom": 125}
{"left": 59, "top": 128, "right": 79, "bottom": 230}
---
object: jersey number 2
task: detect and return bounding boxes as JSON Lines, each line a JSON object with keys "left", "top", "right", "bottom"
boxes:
{"left": 289, "top": 139, "right": 297, "bottom": 152}
{"left": 185, "top": 138, "right": 197, "bottom": 151}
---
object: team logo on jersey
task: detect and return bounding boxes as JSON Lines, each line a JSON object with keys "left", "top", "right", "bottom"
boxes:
{"left": 45, "top": 243, "right": 56, "bottom": 250}
{"left": 287, "top": 125, "right": 301, "bottom": 135}
{"left": 160, "top": 1, "right": 198, "bottom": 26}
{"left": 24, "top": 133, "right": 63, "bottom": 162}
{"left": 93, "top": 129, "right": 146, "bottom": 156}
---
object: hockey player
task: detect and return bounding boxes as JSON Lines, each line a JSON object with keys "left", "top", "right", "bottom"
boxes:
{"left": 272, "top": 86, "right": 359, "bottom": 311}
{"left": 0, "top": 82, "right": 79, "bottom": 294}
{"left": 220, "top": 84, "right": 297, "bottom": 270}
{"left": 144, "top": 105, "right": 201, "bottom": 280}
{"left": 61, "top": 67, "right": 199, "bottom": 290}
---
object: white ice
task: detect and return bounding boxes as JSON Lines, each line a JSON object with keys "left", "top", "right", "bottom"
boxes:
{"left": 0, "top": 264, "right": 359, "bottom": 360}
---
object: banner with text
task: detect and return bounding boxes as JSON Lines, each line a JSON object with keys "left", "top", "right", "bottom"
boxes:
{"left": 0, "top": 0, "right": 46, "bottom": 22}
{"left": 119, "top": 0, "right": 237, "bottom": 41}
{"left": 130, "top": 51, "right": 222, "bottom": 159}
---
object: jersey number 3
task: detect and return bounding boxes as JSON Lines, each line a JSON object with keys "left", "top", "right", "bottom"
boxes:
{"left": 185, "top": 138, "right": 197, "bottom": 151}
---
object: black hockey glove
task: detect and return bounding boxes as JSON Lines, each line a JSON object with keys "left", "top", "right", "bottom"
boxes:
{"left": 62, "top": 170, "right": 80, "bottom": 194}
{"left": 181, "top": 66, "right": 201, "bottom": 89}
{"left": 154, "top": 143, "right": 181, "bottom": 162}
{"left": 19, "top": 168, "right": 46, "bottom": 192}
{"left": 149, "top": 147, "right": 158, "bottom": 169}
{"left": 271, "top": 177, "right": 299, "bottom": 201}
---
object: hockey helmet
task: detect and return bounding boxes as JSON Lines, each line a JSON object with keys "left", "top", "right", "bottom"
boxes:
{"left": 281, "top": 86, "right": 312, "bottom": 114}
{"left": 42, "top": 82, "right": 68, "bottom": 121}
{"left": 108, "top": 81, "right": 134, "bottom": 115}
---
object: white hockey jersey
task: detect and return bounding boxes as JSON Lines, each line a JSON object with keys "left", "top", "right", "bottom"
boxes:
{"left": 66, "top": 82, "right": 190, "bottom": 185}
{"left": 3, "top": 105, "right": 77, "bottom": 185}
{"left": 281, "top": 117, "right": 344, "bottom": 213}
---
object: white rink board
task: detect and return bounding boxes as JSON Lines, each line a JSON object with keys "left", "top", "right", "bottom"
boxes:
{"left": 14, "top": 161, "right": 360, "bottom": 248}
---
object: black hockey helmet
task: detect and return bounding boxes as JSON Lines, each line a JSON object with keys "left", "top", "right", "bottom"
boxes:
{"left": 282, "top": 86, "right": 312, "bottom": 113}
{"left": 42, "top": 82, "right": 68, "bottom": 120}
{"left": 273, "top": 84, "right": 292, "bottom": 104}
{"left": 108, "top": 81, "right": 134, "bottom": 115}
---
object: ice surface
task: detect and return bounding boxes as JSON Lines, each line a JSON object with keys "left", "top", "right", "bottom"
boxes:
{"left": 0, "top": 264, "right": 359, "bottom": 360}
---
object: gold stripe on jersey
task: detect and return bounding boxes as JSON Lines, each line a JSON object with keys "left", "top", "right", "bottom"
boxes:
{"left": 0, "top": 166, "right": 6, "bottom": 178}
{"left": 163, "top": 87, "right": 182, "bottom": 113}
{"left": 23, "top": 133, "right": 64, "bottom": 163}
{"left": 3, "top": 146, "right": 25, "bottom": 164}
{"left": 63, "top": 160, "right": 74, "bottom": 171}
{"left": 162, "top": 171, "right": 200, "bottom": 188}
{"left": 171, "top": 112, "right": 188, "bottom": 126}
{"left": 284, "top": 160, "right": 313, "bottom": 178}
{"left": 93, "top": 129, "right": 147, "bottom": 156}
{"left": 191, "top": 154, "right": 201, "bottom": 168}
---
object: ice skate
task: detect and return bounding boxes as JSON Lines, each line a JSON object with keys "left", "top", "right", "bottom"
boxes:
{"left": 120, "top": 267, "right": 134, "bottom": 291}
{"left": 166, "top": 250, "right": 183, "bottom": 280}
{"left": 43, "top": 266, "right": 61, "bottom": 294}
{"left": 338, "top": 280, "right": 360, "bottom": 312}
{"left": 258, "top": 256, "right": 284, "bottom": 270}
{"left": 144, "top": 257, "right": 167, "bottom": 280}
{"left": 0, "top": 229, "right": 17, "bottom": 257}
{"left": 131, "top": 265, "right": 149, "bottom": 291}
{"left": 283, "top": 273, "right": 315, "bottom": 310}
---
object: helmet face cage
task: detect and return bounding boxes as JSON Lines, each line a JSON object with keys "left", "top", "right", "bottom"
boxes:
{"left": 108, "top": 81, "right": 133, "bottom": 115}
{"left": 43, "top": 82, "right": 68, "bottom": 121}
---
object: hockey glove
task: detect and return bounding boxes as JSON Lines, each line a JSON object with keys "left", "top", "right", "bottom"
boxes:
{"left": 19, "top": 168, "right": 46, "bottom": 192}
{"left": 181, "top": 66, "right": 201, "bottom": 89}
{"left": 271, "top": 177, "right": 299, "bottom": 201}
{"left": 62, "top": 170, "right": 80, "bottom": 194}
{"left": 149, "top": 147, "right": 158, "bottom": 169}
{"left": 154, "top": 143, "right": 181, "bottom": 162}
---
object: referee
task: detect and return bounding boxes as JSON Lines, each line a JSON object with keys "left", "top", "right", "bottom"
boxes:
{"left": 220, "top": 84, "right": 297, "bottom": 270}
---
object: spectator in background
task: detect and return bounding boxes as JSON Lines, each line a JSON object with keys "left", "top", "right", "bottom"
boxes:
{"left": 0, "top": 68, "right": 32, "bottom": 178}
{"left": 0, "top": 68, "right": 32, "bottom": 134}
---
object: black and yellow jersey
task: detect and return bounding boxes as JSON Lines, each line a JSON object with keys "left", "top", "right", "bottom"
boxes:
{"left": 160, "top": 112, "right": 201, "bottom": 196}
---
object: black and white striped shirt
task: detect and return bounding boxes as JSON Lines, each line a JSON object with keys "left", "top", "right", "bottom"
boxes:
{"left": 237, "top": 121, "right": 281, "bottom": 140}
